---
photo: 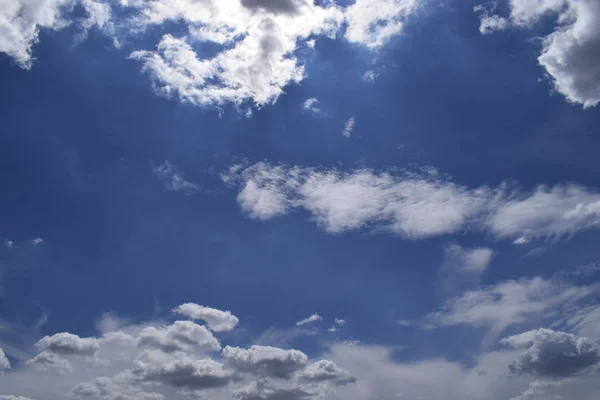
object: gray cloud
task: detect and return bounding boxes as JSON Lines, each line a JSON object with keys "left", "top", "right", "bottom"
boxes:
{"left": 233, "top": 379, "right": 318, "bottom": 400}
{"left": 0, "top": 347, "right": 10, "bottom": 370}
{"left": 240, "top": 0, "right": 306, "bottom": 15}
{"left": 296, "top": 360, "right": 356, "bottom": 385}
{"left": 503, "top": 328, "right": 600, "bottom": 377}
{"left": 35, "top": 333, "right": 99, "bottom": 357}
{"left": 25, "top": 351, "right": 72, "bottom": 374}
{"left": 223, "top": 345, "right": 308, "bottom": 378}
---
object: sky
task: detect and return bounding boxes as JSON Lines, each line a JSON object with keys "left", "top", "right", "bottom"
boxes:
{"left": 1, "top": 0, "right": 600, "bottom": 399}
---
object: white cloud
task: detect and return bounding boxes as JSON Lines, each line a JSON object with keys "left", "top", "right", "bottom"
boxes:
{"left": 334, "top": 319, "right": 345, "bottom": 326}
{"left": 128, "top": 0, "right": 344, "bottom": 108}
{"left": 296, "top": 360, "right": 355, "bottom": 385}
{"left": 502, "top": 328, "right": 600, "bottom": 377}
{"left": 295, "top": 314, "right": 322, "bottom": 326}
{"left": 152, "top": 161, "right": 199, "bottom": 194}
{"left": 30, "top": 238, "right": 43, "bottom": 246}
{"left": 476, "top": 0, "right": 600, "bottom": 108}
{"left": 172, "top": 303, "right": 239, "bottom": 332}
{"left": 0, "top": 347, "right": 10, "bottom": 370}
{"left": 227, "top": 162, "right": 600, "bottom": 241}
{"left": 342, "top": 117, "right": 355, "bottom": 138}
{"left": 26, "top": 351, "right": 73, "bottom": 374}
{"left": 344, "top": 0, "right": 421, "bottom": 48}
{"left": 35, "top": 333, "right": 99, "bottom": 357}
{"left": 137, "top": 321, "right": 221, "bottom": 353}
{"left": 362, "top": 70, "right": 377, "bottom": 82}
{"left": 302, "top": 97, "right": 320, "bottom": 113}
{"left": 426, "top": 277, "right": 600, "bottom": 340}
{"left": 0, "top": 0, "right": 111, "bottom": 69}
{"left": 223, "top": 345, "right": 308, "bottom": 378}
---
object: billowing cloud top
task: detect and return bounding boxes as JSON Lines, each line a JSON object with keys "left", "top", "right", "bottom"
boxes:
{"left": 173, "top": 303, "right": 240, "bottom": 332}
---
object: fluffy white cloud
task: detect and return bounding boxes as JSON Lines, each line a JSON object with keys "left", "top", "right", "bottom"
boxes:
{"left": 227, "top": 162, "right": 600, "bottom": 241}
{"left": 35, "top": 333, "right": 99, "bottom": 356}
{"left": 503, "top": 328, "right": 600, "bottom": 377}
{"left": 0, "top": 0, "right": 111, "bottom": 69}
{"left": 0, "top": 347, "right": 10, "bottom": 370}
{"left": 233, "top": 379, "right": 322, "bottom": 400}
{"left": 223, "top": 345, "right": 308, "bottom": 378}
{"left": 302, "top": 97, "right": 320, "bottom": 113}
{"left": 128, "top": 0, "right": 344, "bottom": 108}
{"left": 152, "top": 161, "right": 199, "bottom": 194}
{"left": 295, "top": 314, "right": 322, "bottom": 326}
{"left": 476, "top": 0, "right": 600, "bottom": 108}
{"left": 173, "top": 303, "right": 240, "bottom": 332}
{"left": 296, "top": 360, "right": 355, "bottom": 385}
{"left": 138, "top": 321, "right": 221, "bottom": 353}
{"left": 344, "top": 0, "right": 420, "bottom": 48}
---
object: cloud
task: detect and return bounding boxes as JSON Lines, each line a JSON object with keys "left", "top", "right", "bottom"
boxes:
{"left": 344, "top": 0, "right": 421, "bottom": 48}
{"left": 30, "top": 238, "right": 43, "bottom": 246}
{"left": 137, "top": 321, "right": 221, "bottom": 353}
{"left": 296, "top": 360, "right": 355, "bottom": 385}
{"left": 240, "top": 0, "right": 306, "bottom": 15}
{"left": 35, "top": 333, "right": 99, "bottom": 357}
{"left": 0, "top": 396, "right": 35, "bottom": 400}
{"left": 172, "top": 303, "right": 239, "bottom": 332}
{"left": 0, "top": 306, "right": 352, "bottom": 400}
{"left": 152, "top": 161, "right": 199, "bottom": 194}
{"left": 302, "top": 98, "right": 320, "bottom": 114}
{"left": 0, "top": 347, "right": 10, "bottom": 370}
{"left": 128, "top": 0, "right": 344, "bottom": 108}
{"left": 438, "top": 244, "right": 494, "bottom": 297}
{"left": 223, "top": 345, "right": 308, "bottom": 378}
{"left": 426, "top": 277, "right": 600, "bottom": 340}
{"left": 476, "top": 0, "right": 600, "bottom": 108}
{"left": 362, "top": 70, "right": 378, "bottom": 82}
{"left": 0, "top": 0, "right": 111, "bottom": 69}
{"left": 130, "top": 350, "right": 234, "bottom": 391}
{"left": 503, "top": 328, "right": 600, "bottom": 377}
{"left": 295, "top": 314, "right": 322, "bottom": 326}
{"left": 72, "top": 375, "right": 165, "bottom": 400}
{"left": 26, "top": 351, "right": 73, "bottom": 374}
{"left": 226, "top": 162, "right": 600, "bottom": 241}
{"left": 233, "top": 379, "right": 320, "bottom": 400}
{"left": 342, "top": 117, "right": 355, "bottom": 138}
{"left": 334, "top": 319, "right": 345, "bottom": 326}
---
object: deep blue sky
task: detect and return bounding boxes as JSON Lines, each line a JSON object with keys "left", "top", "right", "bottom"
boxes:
{"left": 2, "top": 1, "right": 600, "bottom": 399}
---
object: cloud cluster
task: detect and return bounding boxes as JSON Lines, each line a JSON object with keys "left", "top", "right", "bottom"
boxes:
{"left": 225, "top": 162, "right": 600, "bottom": 241}
{"left": 0, "top": 0, "right": 110, "bottom": 69}
{"left": 476, "top": 0, "right": 600, "bottom": 108}
{"left": 0, "top": 303, "right": 354, "bottom": 400}
{"left": 503, "top": 328, "right": 600, "bottom": 377}
{"left": 1, "top": 0, "right": 423, "bottom": 109}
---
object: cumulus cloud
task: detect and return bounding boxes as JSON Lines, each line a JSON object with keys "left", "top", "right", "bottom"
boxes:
{"left": 302, "top": 97, "right": 320, "bottom": 114}
{"left": 152, "top": 161, "right": 199, "bottom": 194}
{"left": 342, "top": 117, "right": 355, "bottom": 138}
{"left": 226, "top": 162, "right": 600, "bottom": 241}
{"left": 172, "top": 303, "right": 239, "bottom": 332}
{"left": 476, "top": 0, "right": 600, "bottom": 108}
{"left": 35, "top": 333, "right": 99, "bottom": 356}
{"left": 0, "top": 347, "right": 10, "bottom": 370}
{"left": 130, "top": 350, "right": 234, "bottom": 391}
{"left": 0, "top": 305, "right": 355, "bottom": 400}
{"left": 138, "top": 321, "right": 221, "bottom": 353}
{"left": 0, "top": 0, "right": 111, "bottom": 69}
{"left": 223, "top": 345, "right": 308, "bottom": 378}
{"left": 296, "top": 360, "right": 355, "bottom": 385}
{"left": 26, "top": 351, "right": 73, "bottom": 374}
{"left": 295, "top": 314, "right": 322, "bottom": 326}
{"left": 345, "top": 0, "right": 421, "bottom": 48}
{"left": 503, "top": 328, "right": 600, "bottom": 377}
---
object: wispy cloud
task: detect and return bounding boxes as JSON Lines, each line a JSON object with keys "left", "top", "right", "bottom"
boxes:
{"left": 153, "top": 161, "right": 199, "bottom": 194}
{"left": 342, "top": 117, "right": 355, "bottom": 138}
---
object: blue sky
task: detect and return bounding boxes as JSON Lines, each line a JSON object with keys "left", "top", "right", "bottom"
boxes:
{"left": 1, "top": 0, "right": 600, "bottom": 399}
